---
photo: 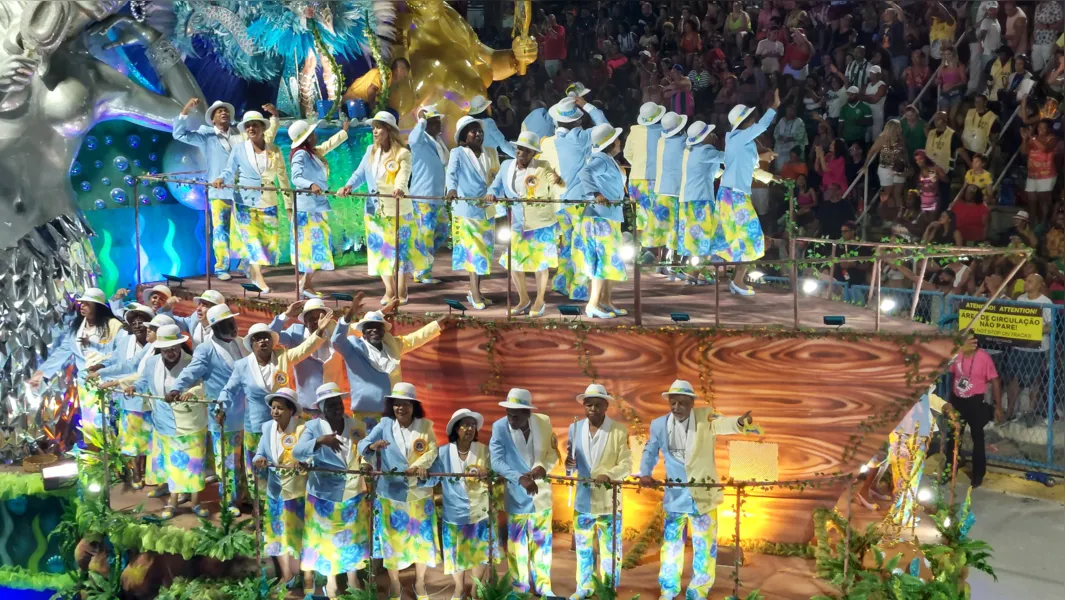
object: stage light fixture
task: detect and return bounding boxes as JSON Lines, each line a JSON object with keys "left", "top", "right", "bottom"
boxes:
{"left": 558, "top": 304, "right": 582, "bottom": 318}
{"left": 880, "top": 298, "right": 898, "bottom": 313}
{"left": 445, "top": 299, "right": 468, "bottom": 316}
{"left": 944, "top": 517, "right": 951, "bottom": 527}
{"left": 240, "top": 282, "right": 263, "bottom": 298}
{"left": 859, "top": 463, "right": 870, "bottom": 474}
{"left": 917, "top": 487, "right": 933, "bottom": 503}
{"left": 670, "top": 312, "right": 690, "bottom": 323}
{"left": 823, "top": 316, "right": 846, "bottom": 327}
{"left": 496, "top": 227, "right": 512, "bottom": 243}
{"left": 747, "top": 270, "right": 765, "bottom": 282}
{"left": 41, "top": 461, "right": 78, "bottom": 491}
{"left": 163, "top": 274, "right": 185, "bottom": 287}
{"left": 87, "top": 482, "right": 102, "bottom": 494}
{"left": 802, "top": 279, "right": 819, "bottom": 295}
{"left": 330, "top": 292, "right": 354, "bottom": 306}
{"left": 690, "top": 256, "right": 701, "bottom": 266}
{"left": 619, "top": 243, "right": 636, "bottom": 262}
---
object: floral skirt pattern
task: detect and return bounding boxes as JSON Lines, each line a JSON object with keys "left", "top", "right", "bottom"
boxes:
{"left": 210, "top": 429, "right": 244, "bottom": 503}
{"left": 291, "top": 211, "right": 334, "bottom": 273}
{"left": 243, "top": 430, "right": 264, "bottom": 501}
{"left": 301, "top": 494, "right": 370, "bottom": 575}
{"left": 161, "top": 430, "right": 207, "bottom": 493}
{"left": 452, "top": 216, "right": 495, "bottom": 275}
{"left": 373, "top": 495, "right": 439, "bottom": 570}
{"left": 552, "top": 205, "right": 590, "bottom": 301}
{"left": 266, "top": 495, "right": 306, "bottom": 560}
{"left": 365, "top": 209, "right": 423, "bottom": 276}
{"left": 442, "top": 519, "right": 502, "bottom": 575}
{"left": 708, "top": 187, "right": 764, "bottom": 262}
{"left": 499, "top": 225, "right": 559, "bottom": 272}
{"left": 573, "top": 217, "right": 628, "bottom": 282}
{"left": 637, "top": 188, "right": 677, "bottom": 250}
{"left": 77, "top": 383, "right": 107, "bottom": 444}
{"left": 209, "top": 199, "right": 232, "bottom": 274}
{"left": 119, "top": 410, "right": 151, "bottom": 457}
{"left": 676, "top": 200, "right": 717, "bottom": 257}
{"left": 413, "top": 201, "right": 449, "bottom": 279}
{"left": 146, "top": 430, "right": 166, "bottom": 486}
{"left": 231, "top": 204, "right": 279, "bottom": 266}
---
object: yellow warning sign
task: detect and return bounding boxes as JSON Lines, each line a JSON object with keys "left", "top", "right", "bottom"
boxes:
{"left": 957, "top": 301, "right": 1044, "bottom": 348}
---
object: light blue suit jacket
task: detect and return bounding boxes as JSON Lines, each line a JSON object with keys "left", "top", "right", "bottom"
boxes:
{"left": 270, "top": 316, "right": 326, "bottom": 408}
{"left": 425, "top": 442, "right": 493, "bottom": 525}
{"left": 171, "top": 340, "right": 246, "bottom": 432}
{"left": 655, "top": 135, "right": 687, "bottom": 197}
{"left": 218, "top": 142, "right": 285, "bottom": 209}
{"left": 554, "top": 105, "right": 609, "bottom": 201}
{"left": 330, "top": 320, "right": 391, "bottom": 413}
{"left": 130, "top": 354, "right": 177, "bottom": 436}
{"left": 580, "top": 151, "right": 626, "bottom": 222}
{"left": 173, "top": 115, "right": 237, "bottom": 202}
{"left": 681, "top": 145, "right": 725, "bottom": 203}
{"left": 408, "top": 118, "right": 448, "bottom": 203}
{"left": 446, "top": 147, "right": 496, "bottom": 220}
{"left": 291, "top": 149, "right": 333, "bottom": 213}
{"left": 488, "top": 415, "right": 558, "bottom": 514}
{"left": 478, "top": 116, "right": 516, "bottom": 158}
{"left": 357, "top": 417, "right": 438, "bottom": 503}
{"left": 721, "top": 108, "right": 776, "bottom": 195}
{"left": 217, "top": 356, "right": 273, "bottom": 434}
{"left": 521, "top": 108, "right": 555, "bottom": 139}
{"left": 638, "top": 414, "right": 699, "bottom": 514}
{"left": 293, "top": 416, "right": 370, "bottom": 502}
{"left": 95, "top": 331, "right": 153, "bottom": 412}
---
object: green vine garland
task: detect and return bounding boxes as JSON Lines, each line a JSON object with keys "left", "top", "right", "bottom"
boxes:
{"left": 309, "top": 21, "right": 345, "bottom": 121}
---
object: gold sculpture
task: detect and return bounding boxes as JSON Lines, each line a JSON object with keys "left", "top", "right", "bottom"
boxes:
{"left": 344, "top": 0, "right": 536, "bottom": 137}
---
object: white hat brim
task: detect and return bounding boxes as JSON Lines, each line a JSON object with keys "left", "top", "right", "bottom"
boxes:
{"left": 498, "top": 401, "right": 536, "bottom": 410}
{"left": 686, "top": 124, "right": 715, "bottom": 147}
{"left": 290, "top": 121, "right": 319, "bottom": 148}
{"left": 385, "top": 394, "right": 420, "bottom": 403}
{"left": 549, "top": 106, "right": 583, "bottom": 124}
{"left": 239, "top": 117, "right": 270, "bottom": 133}
{"left": 664, "top": 115, "right": 689, "bottom": 138}
{"left": 729, "top": 107, "right": 756, "bottom": 129}
{"left": 661, "top": 391, "right": 697, "bottom": 398}
{"left": 371, "top": 117, "right": 400, "bottom": 131}
{"left": 206, "top": 102, "right": 235, "bottom": 121}
{"left": 576, "top": 393, "right": 614, "bottom": 402}
{"left": 193, "top": 296, "right": 219, "bottom": 306}
{"left": 153, "top": 337, "right": 189, "bottom": 349}
{"left": 446, "top": 410, "right": 485, "bottom": 436}
{"left": 470, "top": 100, "right": 492, "bottom": 115}
{"left": 209, "top": 312, "right": 240, "bottom": 326}
{"left": 77, "top": 296, "right": 107, "bottom": 306}
{"left": 593, "top": 127, "right": 623, "bottom": 152}
{"left": 514, "top": 141, "right": 541, "bottom": 153}
{"left": 124, "top": 306, "right": 154, "bottom": 320}
{"left": 311, "top": 390, "right": 349, "bottom": 410}
{"left": 266, "top": 393, "right": 302, "bottom": 415}
{"left": 244, "top": 330, "right": 280, "bottom": 352}
{"left": 637, "top": 110, "right": 666, "bottom": 126}
{"left": 356, "top": 320, "right": 392, "bottom": 333}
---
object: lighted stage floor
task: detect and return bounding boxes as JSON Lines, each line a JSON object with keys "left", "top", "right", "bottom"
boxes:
{"left": 170, "top": 252, "right": 939, "bottom": 334}
{"left": 105, "top": 479, "right": 942, "bottom": 600}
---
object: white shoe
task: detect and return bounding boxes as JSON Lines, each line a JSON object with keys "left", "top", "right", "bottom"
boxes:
{"left": 216, "top": 272, "right": 232, "bottom": 281}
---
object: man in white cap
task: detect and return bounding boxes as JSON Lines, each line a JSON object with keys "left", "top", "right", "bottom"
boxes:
{"left": 485, "top": 131, "right": 564, "bottom": 317}
{"left": 566, "top": 383, "right": 632, "bottom": 597}
{"left": 409, "top": 105, "right": 451, "bottom": 284}
{"left": 489, "top": 388, "right": 559, "bottom": 596}
{"left": 550, "top": 94, "right": 612, "bottom": 302}
{"left": 839, "top": 86, "right": 872, "bottom": 146}
{"left": 638, "top": 380, "right": 760, "bottom": 600}
{"left": 650, "top": 111, "right": 688, "bottom": 266}
{"left": 861, "top": 65, "right": 888, "bottom": 138}
{"left": 174, "top": 97, "right": 241, "bottom": 280}
{"left": 468, "top": 94, "right": 516, "bottom": 157}
{"left": 170, "top": 289, "right": 226, "bottom": 347}
{"left": 270, "top": 296, "right": 351, "bottom": 409}
{"left": 331, "top": 299, "right": 447, "bottom": 429}
{"left": 624, "top": 102, "right": 667, "bottom": 259}
{"left": 109, "top": 284, "right": 177, "bottom": 322}
{"left": 168, "top": 303, "right": 247, "bottom": 502}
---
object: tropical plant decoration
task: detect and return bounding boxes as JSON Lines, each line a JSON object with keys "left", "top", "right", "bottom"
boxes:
{"left": 473, "top": 573, "right": 531, "bottom": 600}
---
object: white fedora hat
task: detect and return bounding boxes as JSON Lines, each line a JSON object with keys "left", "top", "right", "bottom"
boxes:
{"left": 238, "top": 110, "right": 270, "bottom": 133}
{"left": 355, "top": 310, "right": 392, "bottom": 333}
{"left": 298, "top": 297, "right": 329, "bottom": 323}
{"left": 446, "top": 408, "right": 485, "bottom": 436}
{"left": 419, "top": 104, "right": 445, "bottom": 120}
{"left": 727, "top": 104, "right": 756, "bottom": 129}
{"left": 205, "top": 303, "right": 239, "bottom": 327}
{"left": 123, "top": 302, "right": 156, "bottom": 321}
{"left": 385, "top": 381, "right": 419, "bottom": 402}
{"left": 548, "top": 98, "right": 584, "bottom": 124}
{"left": 637, "top": 102, "right": 666, "bottom": 126}
{"left": 288, "top": 119, "right": 318, "bottom": 148}
{"left": 266, "top": 387, "right": 302, "bottom": 416}
{"left": 661, "top": 379, "right": 697, "bottom": 398}
{"left": 566, "top": 82, "right": 592, "bottom": 98}
{"left": 454, "top": 115, "right": 481, "bottom": 145}
{"left": 685, "top": 120, "right": 716, "bottom": 147}
{"left": 243, "top": 322, "right": 280, "bottom": 352}
{"left": 576, "top": 383, "right": 614, "bottom": 402}
{"left": 148, "top": 314, "right": 175, "bottom": 329}
{"left": 499, "top": 387, "right": 536, "bottom": 410}
{"left": 194, "top": 289, "right": 225, "bottom": 306}
{"left": 205, "top": 100, "right": 235, "bottom": 122}
{"left": 148, "top": 284, "right": 173, "bottom": 299}
{"left": 370, "top": 111, "right": 400, "bottom": 131}
{"left": 77, "top": 288, "right": 108, "bottom": 306}
{"left": 661, "top": 111, "right": 688, "bottom": 138}
{"left": 152, "top": 324, "right": 188, "bottom": 349}
{"left": 468, "top": 95, "right": 492, "bottom": 116}
{"left": 313, "top": 382, "right": 349, "bottom": 409}
{"left": 591, "top": 123, "right": 623, "bottom": 152}
{"left": 513, "top": 130, "right": 542, "bottom": 153}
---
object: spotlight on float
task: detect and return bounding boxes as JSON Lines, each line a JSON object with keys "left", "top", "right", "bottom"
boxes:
{"left": 802, "top": 279, "right": 819, "bottom": 295}
{"left": 619, "top": 231, "right": 636, "bottom": 262}
{"left": 163, "top": 274, "right": 185, "bottom": 288}
{"left": 860, "top": 463, "right": 871, "bottom": 474}
{"left": 748, "top": 270, "right": 765, "bottom": 282}
{"left": 444, "top": 299, "right": 468, "bottom": 316}
{"left": 240, "top": 282, "right": 263, "bottom": 298}
{"left": 670, "top": 312, "right": 690, "bottom": 324}
{"left": 558, "top": 304, "right": 582, "bottom": 320}
{"left": 824, "top": 315, "right": 846, "bottom": 328}
{"left": 330, "top": 292, "right": 354, "bottom": 307}
{"left": 690, "top": 256, "right": 701, "bottom": 266}
{"left": 496, "top": 227, "right": 512, "bottom": 243}
{"left": 917, "top": 487, "right": 934, "bottom": 503}
{"left": 944, "top": 517, "right": 952, "bottom": 527}
{"left": 880, "top": 298, "right": 898, "bottom": 313}
{"left": 41, "top": 461, "right": 78, "bottom": 491}
{"left": 87, "top": 482, "right": 102, "bottom": 494}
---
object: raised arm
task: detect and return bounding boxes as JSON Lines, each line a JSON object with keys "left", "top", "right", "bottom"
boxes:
{"left": 282, "top": 319, "right": 335, "bottom": 363}
{"left": 397, "top": 320, "right": 442, "bottom": 355}
{"left": 315, "top": 130, "right": 350, "bottom": 156}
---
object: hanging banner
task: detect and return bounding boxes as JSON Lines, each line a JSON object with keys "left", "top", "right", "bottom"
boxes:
{"left": 957, "top": 301, "right": 1044, "bottom": 348}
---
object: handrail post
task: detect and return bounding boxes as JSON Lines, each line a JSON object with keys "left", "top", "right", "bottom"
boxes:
{"left": 714, "top": 265, "right": 721, "bottom": 327}
{"left": 100, "top": 390, "right": 111, "bottom": 509}
{"left": 732, "top": 484, "right": 743, "bottom": 599}
{"left": 1046, "top": 314, "right": 1057, "bottom": 466}
{"left": 393, "top": 195, "right": 401, "bottom": 314}
{"left": 291, "top": 191, "right": 300, "bottom": 297}
{"left": 634, "top": 221, "right": 643, "bottom": 326}
{"left": 790, "top": 238, "right": 799, "bottom": 329}
{"left": 487, "top": 474, "right": 497, "bottom": 582}
{"left": 204, "top": 183, "right": 213, "bottom": 290}
{"left": 611, "top": 481, "right": 619, "bottom": 586}
{"left": 506, "top": 204, "right": 513, "bottom": 320}
{"left": 862, "top": 169, "right": 869, "bottom": 240}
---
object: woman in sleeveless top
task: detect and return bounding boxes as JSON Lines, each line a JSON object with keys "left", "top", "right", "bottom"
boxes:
{"left": 914, "top": 150, "right": 945, "bottom": 214}
{"left": 866, "top": 120, "right": 908, "bottom": 216}
{"left": 936, "top": 47, "right": 967, "bottom": 121}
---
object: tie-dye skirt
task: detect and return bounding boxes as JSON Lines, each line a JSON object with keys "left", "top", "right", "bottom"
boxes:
{"left": 365, "top": 209, "right": 424, "bottom": 276}
{"left": 442, "top": 518, "right": 503, "bottom": 575}
{"left": 676, "top": 200, "right": 717, "bottom": 257}
{"left": 301, "top": 493, "right": 371, "bottom": 576}
{"left": 161, "top": 429, "right": 208, "bottom": 493}
{"left": 708, "top": 187, "right": 765, "bottom": 262}
{"left": 498, "top": 224, "right": 559, "bottom": 272}
{"left": 631, "top": 180, "right": 676, "bottom": 249}
{"left": 552, "top": 205, "right": 590, "bottom": 300}
{"left": 373, "top": 495, "right": 440, "bottom": 570}
{"left": 119, "top": 410, "right": 152, "bottom": 457}
{"left": 573, "top": 217, "right": 629, "bottom": 282}
{"left": 210, "top": 429, "right": 244, "bottom": 503}
{"left": 231, "top": 204, "right": 280, "bottom": 266}
{"left": 413, "top": 201, "right": 450, "bottom": 279}
{"left": 77, "top": 382, "right": 109, "bottom": 445}
{"left": 265, "top": 494, "right": 307, "bottom": 560}
{"left": 146, "top": 430, "right": 167, "bottom": 486}
{"left": 291, "top": 211, "right": 334, "bottom": 272}
{"left": 452, "top": 216, "right": 495, "bottom": 275}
